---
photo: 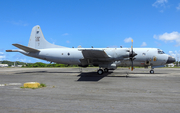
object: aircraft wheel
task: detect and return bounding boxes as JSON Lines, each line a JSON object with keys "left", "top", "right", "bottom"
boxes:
{"left": 97, "top": 69, "right": 104, "bottom": 75}
{"left": 150, "top": 70, "right": 154, "bottom": 74}
{"left": 104, "top": 68, "right": 109, "bottom": 73}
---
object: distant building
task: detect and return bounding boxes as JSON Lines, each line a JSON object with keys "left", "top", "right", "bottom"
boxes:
{"left": 167, "top": 63, "right": 175, "bottom": 67}
{"left": 11, "top": 65, "right": 23, "bottom": 67}
{"left": 0, "top": 64, "right": 8, "bottom": 67}
{"left": 17, "top": 65, "right": 23, "bottom": 67}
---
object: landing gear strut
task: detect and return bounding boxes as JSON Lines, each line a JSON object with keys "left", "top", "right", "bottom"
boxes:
{"left": 104, "top": 68, "right": 109, "bottom": 73}
{"left": 150, "top": 67, "right": 154, "bottom": 74}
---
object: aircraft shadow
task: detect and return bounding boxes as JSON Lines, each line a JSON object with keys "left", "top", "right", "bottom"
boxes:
{"left": 15, "top": 71, "right": 167, "bottom": 75}
{"left": 76, "top": 71, "right": 138, "bottom": 81}
{"left": 77, "top": 72, "right": 111, "bottom": 81}
{"left": 122, "top": 72, "right": 168, "bottom": 74}
{"left": 14, "top": 70, "right": 165, "bottom": 82}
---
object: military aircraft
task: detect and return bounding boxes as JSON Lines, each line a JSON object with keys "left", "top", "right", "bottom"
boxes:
{"left": 6, "top": 25, "right": 175, "bottom": 75}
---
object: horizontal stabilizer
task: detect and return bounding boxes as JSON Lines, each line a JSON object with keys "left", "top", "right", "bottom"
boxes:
{"left": 12, "top": 44, "right": 40, "bottom": 52}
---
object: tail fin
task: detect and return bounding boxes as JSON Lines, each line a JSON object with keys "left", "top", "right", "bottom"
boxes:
{"left": 28, "top": 25, "right": 67, "bottom": 49}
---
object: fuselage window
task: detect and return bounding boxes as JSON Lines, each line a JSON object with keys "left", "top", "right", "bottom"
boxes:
{"left": 37, "top": 31, "right": 39, "bottom": 34}
{"left": 68, "top": 53, "right": 70, "bottom": 56}
{"left": 142, "top": 53, "right": 146, "bottom": 56}
{"left": 62, "top": 53, "right": 63, "bottom": 55}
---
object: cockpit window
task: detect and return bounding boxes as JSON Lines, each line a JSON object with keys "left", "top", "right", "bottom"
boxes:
{"left": 157, "top": 49, "right": 165, "bottom": 54}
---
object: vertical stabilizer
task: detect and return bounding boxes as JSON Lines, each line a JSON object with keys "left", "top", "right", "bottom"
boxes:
{"left": 28, "top": 25, "right": 67, "bottom": 49}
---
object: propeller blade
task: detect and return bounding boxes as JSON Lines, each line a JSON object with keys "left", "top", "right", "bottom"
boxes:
{"left": 131, "top": 58, "right": 134, "bottom": 71}
{"left": 131, "top": 67, "right": 133, "bottom": 71}
{"left": 130, "top": 39, "right": 136, "bottom": 71}
{"left": 131, "top": 39, "right": 133, "bottom": 51}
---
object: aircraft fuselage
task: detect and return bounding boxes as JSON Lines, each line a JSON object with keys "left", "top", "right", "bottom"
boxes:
{"left": 21, "top": 48, "right": 169, "bottom": 67}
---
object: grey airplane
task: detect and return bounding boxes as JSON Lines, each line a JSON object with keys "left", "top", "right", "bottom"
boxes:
{"left": 6, "top": 25, "right": 175, "bottom": 75}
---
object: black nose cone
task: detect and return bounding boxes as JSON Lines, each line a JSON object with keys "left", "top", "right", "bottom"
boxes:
{"left": 166, "top": 56, "right": 176, "bottom": 64}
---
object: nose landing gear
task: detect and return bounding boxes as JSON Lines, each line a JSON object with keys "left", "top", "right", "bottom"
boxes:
{"left": 150, "top": 68, "right": 154, "bottom": 74}
{"left": 149, "top": 70, "right": 154, "bottom": 74}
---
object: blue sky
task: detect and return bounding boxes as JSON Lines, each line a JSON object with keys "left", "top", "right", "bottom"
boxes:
{"left": 0, "top": 0, "right": 180, "bottom": 63}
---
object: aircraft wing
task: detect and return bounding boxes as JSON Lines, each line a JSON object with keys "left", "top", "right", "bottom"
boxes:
{"left": 12, "top": 44, "right": 40, "bottom": 52}
{"left": 80, "top": 49, "right": 110, "bottom": 59}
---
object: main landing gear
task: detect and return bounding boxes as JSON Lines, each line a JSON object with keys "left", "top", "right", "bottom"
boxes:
{"left": 104, "top": 68, "right": 109, "bottom": 73}
{"left": 97, "top": 68, "right": 109, "bottom": 75}
{"left": 150, "top": 67, "right": 154, "bottom": 74}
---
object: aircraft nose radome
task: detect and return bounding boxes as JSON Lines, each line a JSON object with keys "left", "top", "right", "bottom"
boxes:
{"left": 166, "top": 56, "right": 176, "bottom": 64}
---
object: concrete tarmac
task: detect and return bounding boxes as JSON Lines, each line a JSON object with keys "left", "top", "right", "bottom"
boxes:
{"left": 0, "top": 67, "right": 180, "bottom": 113}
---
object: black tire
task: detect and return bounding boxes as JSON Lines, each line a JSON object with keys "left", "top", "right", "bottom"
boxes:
{"left": 104, "top": 68, "right": 109, "bottom": 73}
{"left": 97, "top": 69, "right": 104, "bottom": 75}
{"left": 150, "top": 70, "right": 154, "bottom": 74}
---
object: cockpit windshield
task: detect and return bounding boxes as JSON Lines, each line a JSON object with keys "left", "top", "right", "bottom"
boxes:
{"left": 157, "top": 49, "right": 165, "bottom": 54}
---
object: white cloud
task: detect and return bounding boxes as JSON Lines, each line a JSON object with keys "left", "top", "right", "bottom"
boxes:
{"left": 124, "top": 37, "right": 133, "bottom": 43}
{"left": 169, "top": 50, "right": 180, "bottom": 60}
{"left": 0, "top": 52, "right": 6, "bottom": 61}
{"left": 50, "top": 38, "right": 56, "bottom": 44}
{"left": 141, "top": 42, "right": 147, "bottom": 47}
{"left": 13, "top": 54, "right": 28, "bottom": 62}
{"left": 155, "top": 41, "right": 161, "bottom": 46}
{"left": 62, "top": 33, "right": 69, "bottom": 36}
{"left": 154, "top": 31, "right": 180, "bottom": 46}
{"left": 152, "top": 0, "right": 168, "bottom": 7}
{"left": 7, "top": 20, "right": 28, "bottom": 26}
{"left": 176, "top": 3, "right": 180, "bottom": 10}
{"left": 159, "top": 10, "right": 164, "bottom": 13}
{"left": 169, "top": 51, "right": 176, "bottom": 58}
{"left": 66, "top": 40, "right": 70, "bottom": 43}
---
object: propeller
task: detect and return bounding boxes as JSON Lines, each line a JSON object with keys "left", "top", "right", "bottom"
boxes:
{"left": 129, "top": 39, "right": 137, "bottom": 71}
